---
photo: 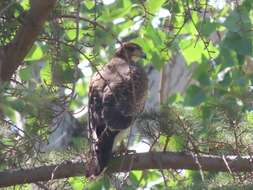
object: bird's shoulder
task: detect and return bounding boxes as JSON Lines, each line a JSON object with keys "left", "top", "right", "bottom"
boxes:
{"left": 89, "top": 57, "right": 138, "bottom": 89}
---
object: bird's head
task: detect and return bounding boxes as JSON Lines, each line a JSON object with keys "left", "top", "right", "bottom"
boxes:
{"left": 115, "top": 42, "right": 146, "bottom": 63}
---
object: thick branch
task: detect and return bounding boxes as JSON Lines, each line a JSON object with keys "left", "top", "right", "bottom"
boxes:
{"left": 0, "top": 0, "right": 57, "bottom": 82}
{"left": 1, "top": 151, "right": 253, "bottom": 187}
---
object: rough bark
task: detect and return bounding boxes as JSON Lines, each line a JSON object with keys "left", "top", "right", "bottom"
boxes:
{"left": 0, "top": 151, "right": 253, "bottom": 187}
{"left": 0, "top": 0, "right": 57, "bottom": 82}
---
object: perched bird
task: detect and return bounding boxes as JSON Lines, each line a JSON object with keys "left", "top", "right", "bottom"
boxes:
{"left": 88, "top": 42, "right": 148, "bottom": 176}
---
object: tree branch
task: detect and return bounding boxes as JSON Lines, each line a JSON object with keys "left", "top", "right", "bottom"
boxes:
{"left": 0, "top": 151, "right": 253, "bottom": 187}
{"left": 0, "top": 0, "right": 57, "bottom": 82}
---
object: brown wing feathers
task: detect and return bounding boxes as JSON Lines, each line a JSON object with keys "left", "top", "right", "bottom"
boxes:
{"left": 88, "top": 43, "right": 148, "bottom": 176}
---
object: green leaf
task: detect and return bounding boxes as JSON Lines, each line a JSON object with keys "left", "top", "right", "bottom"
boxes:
{"left": 94, "top": 27, "right": 114, "bottom": 48}
{"left": 216, "top": 48, "right": 238, "bottom": 68}
{"left": 184, "top": 85, "right": 206, "bottom": 106}
{"left": 130, "top": 171, "right": 142, "bottom": 182}
{"left": 87, "top": 176, "right": 110, "bottom": 190}
{"left": 143, "top": 170, "right": 162, "bottom": 186}
{"left": 66, "top": 29, "right": 76, "bottom": 41}
{"left": 7, "top": 99, "right": 25, "bottom": 113}
{"left": 151, "top": 51, "right": 164, "bottom": 69}
{"left": 76, "top": 79, "right": 87, "bottom": 96}
{"left": 100, "top": 0, "right": 132, "bottom": 20}
{"left": 167, "top": 135, "right": 185, "bottom": 151}
{"left": 0, "top": 103, "right": 15, "bottom": 121}
{"left": 54, "top": 63, "right": 82, "bottom": 84}
{"left": 179, "top": 36, "right": 218, "bottom": 64}
{"left": 2, "top": 137, "right": 15, "bottom": 146}
{"left": 68, "top": 177, "right": 86, "bottom": 190}
{"left": 25, "top": 44, "right": 43, "bottom": 61}
{"left": 19, "top": 66, "right": 33, "bottom": 81}
{"left": 168, "top": 93, "right": 183, "bottom": 104}
{"left": 146, "top": 0, "right": 166, "bottom": 15}
{"left": 224, "top": 11, "right": 241, "bottom": 33}
{"left": 145, "top": 25, "right": 163, "bottom": 45}
{"left": 13, "top": 184, "right": 32, "bottom": 190}
{"left": 128, "top": 171, "right": 142, "bottom": 187}
{"left": 223, "top": 7, "right": 251, "bottom": 34}
{"left": 85, "top": 0, "right": 95, "bottom": 10}
{"left": 20, "top": 0, "right": 30, "bottom": 10}
{"left": 193, "top": 61, "right": 211, "bottom": 86}
{"left": 222, "top": 32, "right": 252, "bottom": 56}
{"left": 40, "top": 62, "right": 52, "bottom": 84}
{"left": 197, "top": 20, "right": 219, "bottom": 37}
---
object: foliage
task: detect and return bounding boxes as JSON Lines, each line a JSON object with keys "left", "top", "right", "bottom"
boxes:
{"left": 1, "top": 0, "right": 253, "bottom": 189}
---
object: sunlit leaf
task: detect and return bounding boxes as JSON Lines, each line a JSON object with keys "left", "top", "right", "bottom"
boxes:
{"left": 20, "top": 0, "right": 29, "bottom": 10}
{"left": 180, "top": 36, "right": 218, "bottom": 64}
{"left": 40, "top": 62, "right": 52, "bottom": 84}
{"left": 146, "top": 0, "right": 166, "bottom": 15}
{"left": 68, "top": 177, "right": 86, "bottom": 190}
{"left": 25, "top": 44, "right": 43, "bottom": 61}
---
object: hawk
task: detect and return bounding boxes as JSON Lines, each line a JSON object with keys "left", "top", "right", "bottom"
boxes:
{"left": 88, "top": 42, "right": 148, "bottom": 176}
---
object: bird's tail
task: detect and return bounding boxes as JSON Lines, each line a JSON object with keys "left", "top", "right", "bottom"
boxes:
{"left": 95, "top": 130, "right": 119, "bottom": 175}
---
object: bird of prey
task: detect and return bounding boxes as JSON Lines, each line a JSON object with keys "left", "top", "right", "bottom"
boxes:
{"left": 88, "top": 42, "right": 148, "bottom": 176}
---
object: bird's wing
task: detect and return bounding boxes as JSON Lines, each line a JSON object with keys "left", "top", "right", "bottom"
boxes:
{"left": 101, "top": 60, "right": 148, "bottom": 131}
{"left": 88, "top": 58, "right": 147, "bottom": 175}
{"left": 88, "top": 78, "right": 116, "bottom": 175}
{"left": 102, "top": 80, "right": 134, "bottom": 131}
{"left": 88, "top": 63, "right": 126, "bottom": 175}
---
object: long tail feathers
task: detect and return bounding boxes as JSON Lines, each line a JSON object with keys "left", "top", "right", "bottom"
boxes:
{"left": 94, "top": 130, "right": 118, "bottom": 175}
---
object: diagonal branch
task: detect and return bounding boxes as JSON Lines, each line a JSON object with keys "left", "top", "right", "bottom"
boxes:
{"left": 0, "top": 151, "right": 253, "bottom": 187}
{"left": 0, "top": 0, "right": 57, "bottom": 82}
